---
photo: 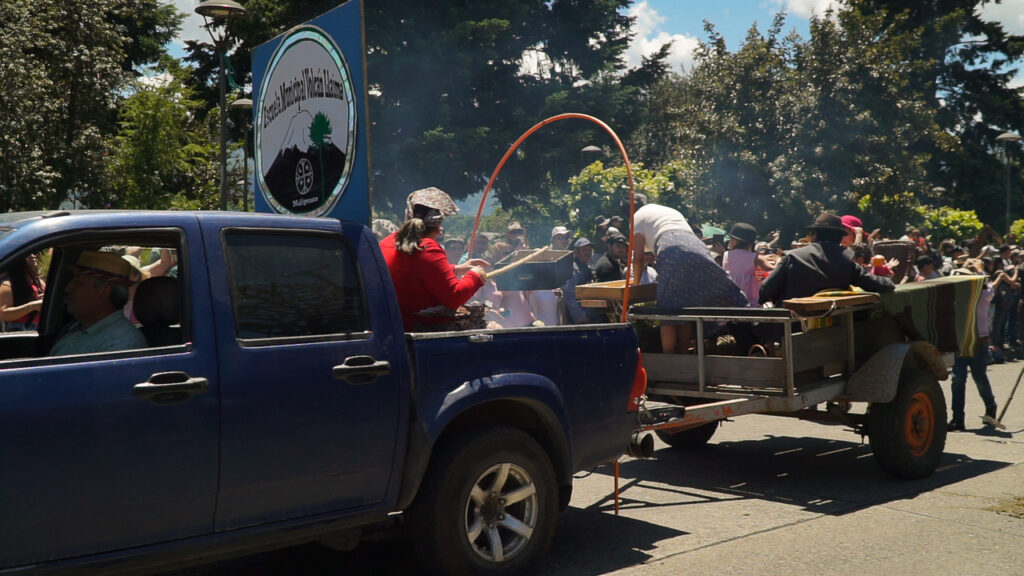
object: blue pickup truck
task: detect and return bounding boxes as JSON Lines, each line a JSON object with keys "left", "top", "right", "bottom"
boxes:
{"left": 0, "top": 211, "right": 644, "bottom": 576}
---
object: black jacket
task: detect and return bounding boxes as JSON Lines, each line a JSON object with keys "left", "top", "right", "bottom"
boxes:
{"left": 759, "top": 241, "right": 895, "bottom": 305}
{"left": 593, "top": 253, "right": 625, "bottom": 283}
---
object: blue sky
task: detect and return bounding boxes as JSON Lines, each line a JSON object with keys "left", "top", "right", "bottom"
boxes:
{"left": 629, "top": 0, "right": 1024, "bottom": 86}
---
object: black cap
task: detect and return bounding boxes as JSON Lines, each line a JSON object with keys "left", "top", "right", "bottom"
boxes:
{"left": 729, "top": 222, "right": 757, "bottom": 245}
{"left": 807, "top": 213, "right": 849, "bottom": 234}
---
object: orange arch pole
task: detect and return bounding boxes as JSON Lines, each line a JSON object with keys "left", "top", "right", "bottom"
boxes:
{"left": 469, "top": 113, "right": 637, "bottom": 322}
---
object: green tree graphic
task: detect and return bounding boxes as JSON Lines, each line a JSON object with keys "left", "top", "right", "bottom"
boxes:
{"left": 309, "top": 112, "right": 332, "bottom": 199}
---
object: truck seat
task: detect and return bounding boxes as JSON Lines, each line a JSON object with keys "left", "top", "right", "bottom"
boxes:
{"left": 133, "top": 276, "right": 181, "bottom": 347}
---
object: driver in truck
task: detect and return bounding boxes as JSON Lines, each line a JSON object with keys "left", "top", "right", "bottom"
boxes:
{"left": 49, "top": 250, "right": 146, "bottom": 356}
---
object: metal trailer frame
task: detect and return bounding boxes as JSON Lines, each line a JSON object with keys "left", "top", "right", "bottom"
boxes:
{"left": 629, "top": 302, "right": 925, "bottom": 436}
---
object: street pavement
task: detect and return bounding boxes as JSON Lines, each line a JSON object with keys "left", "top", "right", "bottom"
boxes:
{"left": 538, "top": 359, "right": 1024, "bottom": 576}
{"left": 170, "top": 360, "right": 1024, "bottom": 576}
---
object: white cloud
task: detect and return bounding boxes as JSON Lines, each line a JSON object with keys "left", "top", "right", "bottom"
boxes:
{"left": 981, "top": 0, "right": 1024, "bottom": 35}
{"left": 775, "top": 0, "right": 840, "bottom": 19}
{"left": 171, "top": 0, "right": 211, "bottom": 47}
{"left": 626, "top": 1, "right": 700, "bottom": 73}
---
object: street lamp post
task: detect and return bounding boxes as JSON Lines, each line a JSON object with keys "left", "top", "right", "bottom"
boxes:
{"left": 230, "top": 98, "right": 253, "bottom": 211}
{"left": 996, "top": 132, "right": 1021, "bottom": 235}
{"left": 195, "top": 0, "right": 246, "bottom": 211}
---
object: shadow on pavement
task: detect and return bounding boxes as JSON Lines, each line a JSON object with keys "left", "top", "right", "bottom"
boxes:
{"left": 163, "top": 434, "right": 1011, "bottom": 576}
{"left": 598, "top": 433, "right": 1010, "bottom": 516}
{"left": 161, "top": 539, "right": 420, "bottom": 576}
{"left": 165, "top": 511, "right": 686, "bottom": 576}
{"left": 537, "top": 501, "right": 688, "bottom": 576}
{"left": 973, "top": 425, "right": 1020, "bottom": 438}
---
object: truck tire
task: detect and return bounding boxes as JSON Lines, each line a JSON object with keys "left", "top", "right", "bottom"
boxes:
{"left": 868, "top": 370, "right": 946, "bottom": 479}
{"left": 410, "top": 427, "right": 558, "bottom": 576}
{"left": 655, "top": 422, "right": 718, "bottom": 449}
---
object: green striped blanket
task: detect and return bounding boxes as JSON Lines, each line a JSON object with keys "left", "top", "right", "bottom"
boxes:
{"left": 878, "top": 276, "right": 984, "bottom": 357}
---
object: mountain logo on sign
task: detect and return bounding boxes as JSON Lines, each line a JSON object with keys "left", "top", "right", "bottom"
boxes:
{"left": 263, "top": 108, "right": 346, "bottom": 212}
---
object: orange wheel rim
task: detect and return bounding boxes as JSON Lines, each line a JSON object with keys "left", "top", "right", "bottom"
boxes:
{"left": 904, "top": 391, "right": 934, "bottom": 457}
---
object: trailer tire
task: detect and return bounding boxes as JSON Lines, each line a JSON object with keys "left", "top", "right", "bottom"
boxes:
{"left": 409, "top": 426, "right": 558, "bottom": 576}
{"left": 655, "top": 422, "right": 718, "bottom": 449}
{"left": 868, "top": 370, "right": 946, "bottom": 479}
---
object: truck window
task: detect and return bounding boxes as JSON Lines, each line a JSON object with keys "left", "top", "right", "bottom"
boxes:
{"left": 0, "top": 239, "right": 183, "bottom": 365}
{"left": 224, "top": 232, "right": 367, "bottom": 339}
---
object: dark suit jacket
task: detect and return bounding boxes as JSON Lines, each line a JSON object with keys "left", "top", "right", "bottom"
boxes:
{"left": 593, "top": 253, "right": 625, "bottom": 283}
{"left": 759, "top": 241, "right": 895, "bottom": 305}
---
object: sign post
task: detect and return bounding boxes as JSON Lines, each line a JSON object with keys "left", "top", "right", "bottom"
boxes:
{"left": 251, "top": 0, "right": 370, "bottom": 224}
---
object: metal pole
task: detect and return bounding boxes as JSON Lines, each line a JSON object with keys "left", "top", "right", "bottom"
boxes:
{"left": 218, "top": 47, "right": 228, "bottom": 211}
{"left": 242, "top": 127, "right": 249, "bottom": 212}
{"left": 998, "top": 133, "right": 1022, "bottom": 234}
{"left": 1007, "top": 143, "right": 1013, "bottom": 236}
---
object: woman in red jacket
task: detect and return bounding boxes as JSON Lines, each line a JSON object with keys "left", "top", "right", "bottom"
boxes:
{"left": 379, "top": 187, "right": 489, "bottom": 330}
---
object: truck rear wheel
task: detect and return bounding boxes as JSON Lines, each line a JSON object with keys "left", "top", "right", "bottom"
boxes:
{"left": 410, "top": 427, "right": 558, "bottom": 576}
{"left": 868, "top": 370, "right": 946, "bottom": 479}
{"left": 655, "top": 422, "right": 718, "bottom": 449}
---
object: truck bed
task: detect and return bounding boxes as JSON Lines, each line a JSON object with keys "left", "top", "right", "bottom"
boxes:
{"left": 407, "top": 322, "right": 640, "bottom": 474}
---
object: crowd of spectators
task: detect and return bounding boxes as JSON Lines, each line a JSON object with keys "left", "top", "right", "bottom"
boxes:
{"left": 373, "top": 196, "right": 1024, "bottom": 362}
{"left": 374, "top": 190, "right": 1012, "bottom": 430}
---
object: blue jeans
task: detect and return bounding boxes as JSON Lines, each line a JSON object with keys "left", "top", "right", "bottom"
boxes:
{"left": 950, "top": 342, "right": 997, "bottom": 423}
{"left": 2, "top": 322, "right": 36, "bottom": 332}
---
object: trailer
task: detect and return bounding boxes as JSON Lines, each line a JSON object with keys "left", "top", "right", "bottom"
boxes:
{"left": 612, "top": 277, "right": 983, "bottom": 479}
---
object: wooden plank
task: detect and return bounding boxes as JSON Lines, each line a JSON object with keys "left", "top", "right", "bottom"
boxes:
{"left": 579, "top": 299, "right": 609, "bottom": 309}
{"left": 781, "top": 294, "right": 880, "bottom": 315}
{"left": 575, "top": 280, "right": 657, "bottom": 302}
{"left": 789, "top": 324, "right": 849, "bottom": 373}
{"left": 643, "top": 352, "right": 785, "bottom": 388}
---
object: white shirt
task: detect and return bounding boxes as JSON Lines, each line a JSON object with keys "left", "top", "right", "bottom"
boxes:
{"left": 632, "top": 204, "right": 693, "bottom": 250}
{"left": 527, "top": 290, "right": 560, "bottom": 326}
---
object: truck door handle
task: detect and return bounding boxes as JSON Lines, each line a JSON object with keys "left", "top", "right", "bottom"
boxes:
{"left": 133, "top": 372, "right": 209, "bottom": 405}
{"left": 333, "top": 355, "right": 391, "bottom": 385}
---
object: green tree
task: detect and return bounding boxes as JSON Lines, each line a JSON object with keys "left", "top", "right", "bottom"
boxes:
{"left": 915, "top": 205, "right": 983, "bottom": 243}
{"left": 107, "top": 57, "right": 217, "bottom": 210}
{"left": 362, "top": 0, "right": 660, "bottom": 214}
{"left": 855, "top": 0, "right": 1024, "bottom": 227}
{"left": 0, "top": 0, "right": 183, "bottom": 211}
{"left": 309, "top": 112, "right": 333, "bottom": 199}
{"left": 566, "top": 159, "right": 700, "bottom": 233}
{"left": 630, "top": 7, "right": 954, "bottom": 241}
{"left": 1010, "top": 219, "right": 1024, "bottom": 242}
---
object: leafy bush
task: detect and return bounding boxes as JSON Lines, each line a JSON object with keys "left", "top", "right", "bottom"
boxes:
{"left": 1009, "top": 219, "right": 1024, "bottom": 242}
{"left": 566, "top": 159, "right": 702, "bottom": 237}
{"left": 915, "top": 205, "right": 983, "bottom": 243}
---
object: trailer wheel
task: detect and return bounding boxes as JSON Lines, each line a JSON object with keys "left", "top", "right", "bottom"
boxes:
{"left": 409, "top": 427, "right": 558, "bottom": 576}
{"left": 868, "top": 370, "right": 946, "bottom": 479}
{"left": 655, "top": 422, "right": 718, "bottom": 449}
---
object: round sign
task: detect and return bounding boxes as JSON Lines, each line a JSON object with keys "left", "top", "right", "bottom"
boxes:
{"left": 255, "top": 26, "right": 357, "bottom": 216}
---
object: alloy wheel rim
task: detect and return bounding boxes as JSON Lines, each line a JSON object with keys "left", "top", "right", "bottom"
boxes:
{"left": 464, "top": 462, "right": 538, "bottom": 563}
